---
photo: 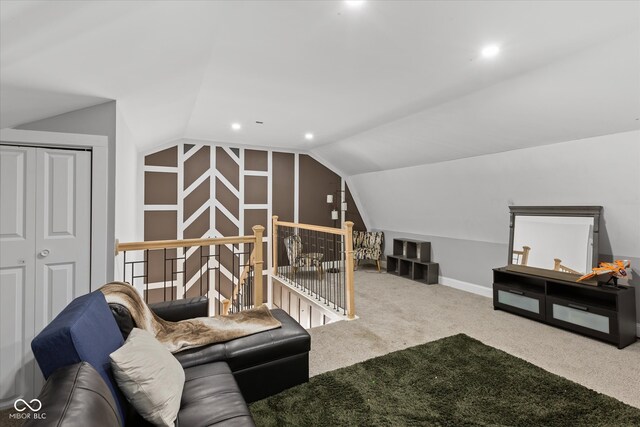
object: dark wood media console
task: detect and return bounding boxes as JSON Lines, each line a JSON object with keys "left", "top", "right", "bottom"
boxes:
{"left": 493, "top": 267, "right": 637, "bottom": 349}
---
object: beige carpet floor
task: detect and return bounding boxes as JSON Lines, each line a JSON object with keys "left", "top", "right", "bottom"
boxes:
{"left": 308, "top": 267, "right": 640, "bottom": 409}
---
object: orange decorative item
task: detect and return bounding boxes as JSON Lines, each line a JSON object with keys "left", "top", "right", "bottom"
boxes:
{"left": 577, "top": 260, "right": 631, "bottom": 286}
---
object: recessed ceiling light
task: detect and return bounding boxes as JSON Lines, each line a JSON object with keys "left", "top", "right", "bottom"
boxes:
{"left": 345, "top": 0, "right": 366, "bottom": 8}
{"left": 481, "top": 45, "right": 500, "bottom": 59}
{"left": 231, "top": 122, "right": 242, "bottom": 131}
{"left": 304, "top": 133, "right": 314, "bottom": 141}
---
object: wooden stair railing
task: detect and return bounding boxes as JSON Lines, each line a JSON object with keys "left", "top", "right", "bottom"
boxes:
{"left": 222, "top": 248, "right": 256, "bottom": 315}
{"left": 512, "top": 245, "right": 531, "bottom": 266}
{"left": 116, "top": 225, "right": 264, "bottom": 314}
{"left": 553, "top": 258, "right": 580, "bottom": 274}
{"left": 272, "top": 216, "right": 355, "bottom": 319}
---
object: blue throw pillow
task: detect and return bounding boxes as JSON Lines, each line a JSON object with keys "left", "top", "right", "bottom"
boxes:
{"left": 31, "top": 290, "right": 126, "bottom": 423}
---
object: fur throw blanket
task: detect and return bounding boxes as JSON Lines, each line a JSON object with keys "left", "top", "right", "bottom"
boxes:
{"left": 101, "top": 282, "right": 281, "bottom": 353}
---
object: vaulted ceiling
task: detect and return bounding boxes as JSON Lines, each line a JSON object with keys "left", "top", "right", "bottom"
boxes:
{"left": 1, "top": 1, "right": 638, "bottom": 175}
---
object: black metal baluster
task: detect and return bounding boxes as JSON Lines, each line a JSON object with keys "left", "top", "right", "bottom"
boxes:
{"left": 342, "top": 234, "right": 347, "bottom": 314}
{"left": 162, "top": 248, "right": 174, "bottom": 301}
{"left": 145, "top": 249, "right": 150, "bottom": 301}
{"left": 183, "top": 248, "right": 187, "bottom": 299}
{"left": 217, "top": 246, "right": 221, "bottom": 315}
{"left": 199, "top": 246, "right": 203, "bottom": 297}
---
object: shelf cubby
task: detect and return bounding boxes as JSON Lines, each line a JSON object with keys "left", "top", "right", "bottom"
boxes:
{"left": 412, "top": 262, "right": 439, "bottom": 285}
{"left": 399, "top": 259, "right": 412, "bottom": 277}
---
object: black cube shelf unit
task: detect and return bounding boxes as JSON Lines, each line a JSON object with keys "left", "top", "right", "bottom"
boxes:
{"left": 387, "top": 238, "right": 439, "bottom": 284}
{"left": 493, "top": 267, "right": 637, "bottom": 349}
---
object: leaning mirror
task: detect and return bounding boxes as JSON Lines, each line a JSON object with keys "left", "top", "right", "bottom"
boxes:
{"left": 506, "top": 206, "right": 602, "bottom": 282}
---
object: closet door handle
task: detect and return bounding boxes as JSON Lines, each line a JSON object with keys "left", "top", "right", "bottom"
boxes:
{"left": 39, "top": 249, "right": 50, "bottom": 258}
{"left": 568, "top": 303, "right": 588, "bottom": 311}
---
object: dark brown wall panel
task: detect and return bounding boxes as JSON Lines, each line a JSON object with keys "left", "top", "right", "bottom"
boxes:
{"left": 184, "top": 207, "right": 210, "bottom": 239}
{"left": 215, "top": 207, "right": 239, "bottom": 237}
{"left": 217, "top": 274, "right": 234, "bottom": 303}
{"left": 144, "top": 211, "right": 177, "bottom": 241}
{"left": 184, "top": 178, "right": 210, "bottom": 220}
{"left": 145, "top": 287, "right": 178, "bottom": 304}
{"left": 145, "top": 146, "right": 177, "bottom": 167}
{"left": 144, "top": 210, "right": 178, "bottom": 285}
{"left": 244, "top": 176, "right": 267, "bottom": 204}
{"left": 245, "top": 149, "right": 268, "bottom": 171}
{"left": 146, "top": 249, "right": 177, "bottom": 284}
{"left": 216, "top": 147, "right": 239, "bottom": 190}
{"left": 145, "top": 172, "right": 177, "bottom": 205}
{"left": 219, "top": 246, "right": 241, "bottom": 279}
{"left": 299, "top": 155, "right": 339, "bottom": 228}
{"left": 184, "top": 146, "right": 210, "bottom": 190}
{"left": 272, "top": 152, "right": 294, "bottom": 222}
{"left": 185, "top": 246, "right": 210, "bottom": 298}
{"left": 345, "top": 184, "right": 367, "bottom": 231}
{"left": 261, "top": 278, "right": 268, "bottom": 304}
{"left": 215, "top": 178, "right": 239, "bottom": 219}
{"left": 244, "top": 209, "right": 268, "bottom": 237}
{"left": 186, "top": 274, "right": 211, "bottom": 298}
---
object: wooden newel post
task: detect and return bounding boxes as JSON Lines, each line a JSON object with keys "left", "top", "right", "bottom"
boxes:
{"left": 344, "top": 221, "right": 355, "bottom": 319}
{"left": 252, "top": 225, "right": 264, "bottom": 306}
{"left": 272, "top": 216, "right": 279, "bottom": 275}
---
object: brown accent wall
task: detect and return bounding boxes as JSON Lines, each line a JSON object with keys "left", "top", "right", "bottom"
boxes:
{"left": 184, "top": 146, "right": 210, "bottom": 189}
{"left": 244, "top": 209, "right": 268, "bottom": 236}
{"left": 145, "top": 287, "right": 178, "bottom": 304}
{"left": 184, "top": 246, "right": 210, "bottom": 298}
{"left": 143, "top": 143, "right": 368, "bottom": 306}
{"left": 184, "top": 208, "right": 210, "bottom": 239}
{"left": 215, "top": 207, "right": 239, "bottom": 237}
{"left": 144, "top": 210, "right": 177, "bottom": 241}
{"left": 145, "top": 172, "right": 177, "bottom": 205}
{"left": 216, "top": 178, "right": 239, "bottom": 219}
{"left": 298, "top": 155, "right": 340, "bottom": 228}
{"left": 144, "top": 210, "right": 177, "bottom": 286}
{"left": 183, "top": 178, "right": 209, "bottom": 219}
{"left": 244, "top": 176, "right": 267, "bottom": 204}
{"left": 345, "top": 184, "right": 366, "bottom": 231}
{"left": 272, "top": 152, "right": 294, "bottom": 222}
{"left": 145, "top": 146, "right": 177, "bottom": 167}
{"left": 245, "top": 149, "right": 268, "bottom": 171}
{"left": 216, "top": 147, "right": 239, "bottom": 190}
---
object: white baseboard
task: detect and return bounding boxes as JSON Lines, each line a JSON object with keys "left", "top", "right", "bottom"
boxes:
{"left": 439, "top": 276, "right": 493, "bottom": 298}
{"left": 439, "top": 277, "right": 640, "bottom": 338}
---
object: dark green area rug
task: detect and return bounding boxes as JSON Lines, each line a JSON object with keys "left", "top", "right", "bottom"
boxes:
{"left": 250, "top": 334, "right": 640, "bottom": 426}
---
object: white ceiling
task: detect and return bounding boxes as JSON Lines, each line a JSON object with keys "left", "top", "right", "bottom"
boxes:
{"left": 1, "top": 1, "right": 639, "bottom": 175}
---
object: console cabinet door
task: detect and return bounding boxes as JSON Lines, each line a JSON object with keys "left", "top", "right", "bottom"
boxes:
{"left": 546, "top": 296, "right": 617, "bottom": 344}
{"left": 493, "top": 283, "right": 545, "bottom": 321}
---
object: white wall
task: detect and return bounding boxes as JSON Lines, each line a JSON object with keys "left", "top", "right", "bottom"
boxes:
{"left": 114, "top": 105, "right": 140, "bottom": 280}
{"left": 350, "top": 130, "right": 640, "bottom": 283}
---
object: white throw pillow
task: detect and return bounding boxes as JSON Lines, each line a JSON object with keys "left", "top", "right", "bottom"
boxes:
{"left": 110, "top": 328, "right": 184, "bottom": 427}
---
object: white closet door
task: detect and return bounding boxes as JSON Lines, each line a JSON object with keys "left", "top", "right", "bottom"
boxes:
{"left": 0, "top": 146, "right": 91, "bottom": 407}
{"left": 34, "top": 148, "right": 91, "bottom": 332}
{"left": 0, "top": 146, "right": 37, "bottom": 408}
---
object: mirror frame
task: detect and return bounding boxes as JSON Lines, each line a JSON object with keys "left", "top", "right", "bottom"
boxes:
{"left": 506, "top": 206, "right": 603, "bottom": 282}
